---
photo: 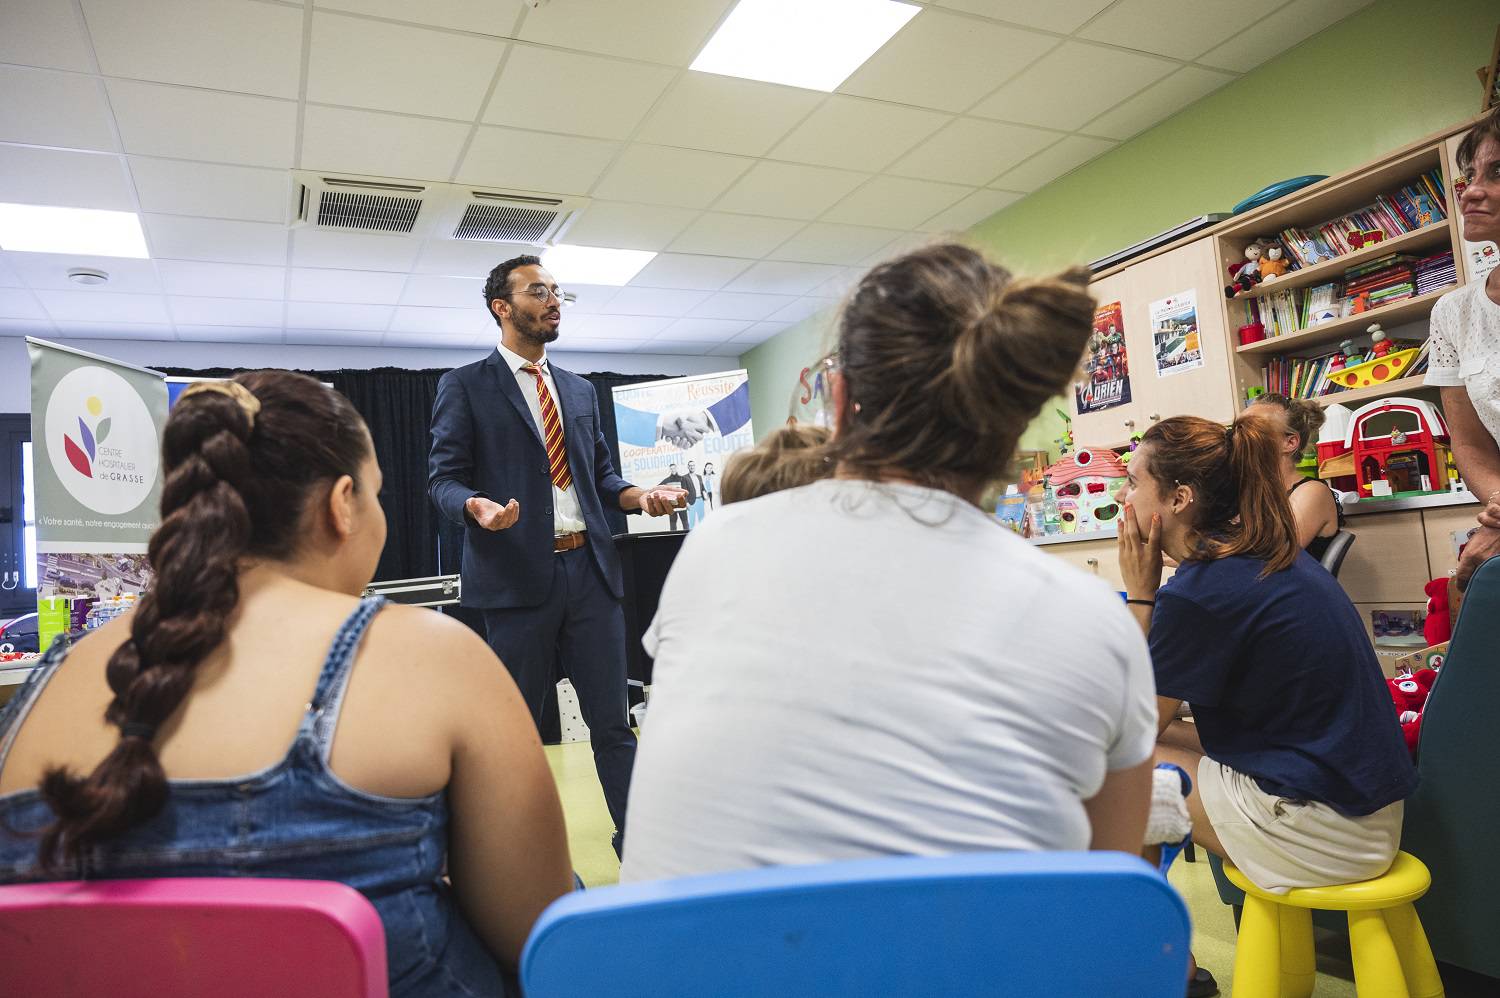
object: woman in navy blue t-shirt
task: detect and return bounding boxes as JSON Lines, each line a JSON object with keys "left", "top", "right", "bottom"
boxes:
{"left": 1116, "top": 412, "right": 1416, "bottom": 992}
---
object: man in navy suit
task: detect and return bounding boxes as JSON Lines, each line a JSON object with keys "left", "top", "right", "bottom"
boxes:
{"left": 429, "top": 254, "right": 684, "bottom": 856}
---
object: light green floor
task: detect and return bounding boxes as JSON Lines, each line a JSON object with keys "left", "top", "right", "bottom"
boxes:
{"left": 547, "top": 741, "right": 1366, "bottom": 997}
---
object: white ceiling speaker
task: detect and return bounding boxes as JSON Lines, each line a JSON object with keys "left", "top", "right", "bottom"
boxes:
{"left": 291, "top": 172, "right": 585, "bottom": 246}
{"left": 67, "top": 268, "right": 109, "bottom": 286}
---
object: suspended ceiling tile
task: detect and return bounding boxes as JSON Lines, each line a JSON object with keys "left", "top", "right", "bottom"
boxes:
{"left": 606, "top": 286, "right": 714, "bottom": 317}
{"left": 0, "top": 289, "right": 47, "bottom": 321}
{"left": 840, "top": 9, "right": 1055, "bottom": 113}
{"left": 389, "top": 305, "right": 488, "bottom": 335}
{"left": 767, "top": 297, "right": 837, "bottom": 324}
{"left": 286, "top": 300, "right": 395, "bottom": 330}
{"left": 285, "top": 328, "right": 387, "bottom": 346}
{"left": 107, "top": 80, "right": 298, "bottom": 168}
{"left": 38, "top": 289, "right": 170, "bottom": 324}
{"left": 634, "top": 74, "right": 823, "bottom": 157}
{"left": 770, "top": 96, "right": 950, "bottom": 173}
{"left": 398, "top": 275, "right": 485, "bottom": 309}
{"left": 1, "top": 0, "right": 95, "bottom": 72}
{"left": 0, "top": 67, "right": 116, "bottom": 152}
{"left": 486, "top": 45, "right": 677, "bottom": 141}
{"left": 767, "top": 222, "right": 905, "bottom": 266}
{"left": 565, "top": 313, "right": 673, "bottom": 338}
{"left": 561, "top": 202, "right": 701, "bottom": 252}
{"left": 313, "top": 0, "right": 527, "bottom": 36}
{"left": 714, "top": 161, "right": 869, "bottom": 221}
{"left": 175, "top": 325, "right": 285, "bottom": 343}
{"left": 667, "top": 214, "right": 806, "bottom": 258}
{"left": 889, "top": 117, "right": 1062, "bottom": 187}
{"left": 457, "top": 126, "right": 621, "bottom": 195}
{"left": 0, "top": 146, "right": 135, "bottom": 211}
{"left": 145, "top": 214, "right": 291, "bottom": 266}
{"left": 628, "top": 253, "right": 755, "bottom": 292}
{"left": 300, "top": 106, "right": 473, "bottom": 182}
{"left": 290, "top": 227, "right": 422, "bottom": 272}
{"left": 971, "top": 41, "right": 1177, "bottom": 132}
{"left": 931, "top": 0, "right": 1116, "bottom": 35}
{"left": 167, "top": 295, "right": 285, "bottom": 327}
{"left": 413, "top": 239, "right": 542, "bottom": 278}
{"left": 290, "top": 267, "right": 410, "bottom": 305}
{"left": 129, "top": 157, "right": 290, "bottom": 225}
{"left": 917, "top": 188, "right": 1024, "bottom": 232}
{"left": 84, "top": 0, "right": 304, "bottom": 98}
{"left": 307, "top": 12, "right": 507, "bottom": 119}
{"left": 1077, "top": 0, "right": 1263, "bottom": 60}
{"left": 1082, "top": 65, "right": 1237, "bottom": 141}
{"left": 653, "top": 316, "right": 753, "bottom": 341}
{"left": 159, "top": 261, "right": 287, "bottom": 300}
{"left": 593, "top": 145, "right": 754, "bottom": 210}
{"left": 821, "top": 176, "right": 970, "bottom": 230}
{"left": 1197, "top": 0, "right": 1372, "bottom": 73}
{"left": 988, "top": 134, "right": 1118, "bottom": 193}
{"left": 518, "top": 0, "right": 735, "bottom": 65}
{"left": 9, "top": 253, "right": 162, "bottom": 293}
{"left": 723, "top": 260, "right": 845, "bottom": 296}
{"left": 688, "top": 292, "right": 798, "bottom": 321}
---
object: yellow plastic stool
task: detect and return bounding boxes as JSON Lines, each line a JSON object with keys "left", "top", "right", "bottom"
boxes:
{"left": 1223, "top": 851, "right": 1444, "bottom": 998}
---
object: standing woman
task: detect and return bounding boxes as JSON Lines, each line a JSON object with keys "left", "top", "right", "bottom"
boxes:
{"left": 1427, "top": 105, "right": 1500, "bottom": 586}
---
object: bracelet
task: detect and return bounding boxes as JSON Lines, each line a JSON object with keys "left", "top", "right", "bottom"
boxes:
{"left": 1125, "top": 598, "right": 1155, "bottom": 607}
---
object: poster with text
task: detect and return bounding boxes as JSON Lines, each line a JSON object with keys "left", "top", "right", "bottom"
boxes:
{"left": 29, "top": 339, "right": 167, "bottom": 648}
{"left": 1074, "top": 301, "right": 1131, "bottom": 413}
{"left": 612, "top": 370, "right": 753, "bottom": 534}
{"left": 1151, "top": 289, "right": 1204, "bottom": 377}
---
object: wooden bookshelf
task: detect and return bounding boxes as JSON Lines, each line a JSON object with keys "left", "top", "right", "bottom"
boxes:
{"left": 1234, "top": 285, "right": 1455, "bottom": 356}
{"left": 1311, "top": 378, "right": 1442, "bottom": 410}
{"left": 1227, "top": 223, "right": 1452, "bottom": 303}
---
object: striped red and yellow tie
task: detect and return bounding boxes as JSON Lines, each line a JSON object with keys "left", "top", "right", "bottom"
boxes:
{"left": 521, "top": 363, "right": 573, "bottom": 491}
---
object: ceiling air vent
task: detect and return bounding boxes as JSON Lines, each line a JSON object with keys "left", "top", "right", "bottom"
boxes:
{"left": 445, "top": 190, "right": 585, "bottom": 244}
{"left": 293, "top": 174, "right": 433, "bottom": 235}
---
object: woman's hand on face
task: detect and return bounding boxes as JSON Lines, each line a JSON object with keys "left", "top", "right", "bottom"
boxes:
{"left": 1118, "top": 502, "right": 1163, "bottom": 600}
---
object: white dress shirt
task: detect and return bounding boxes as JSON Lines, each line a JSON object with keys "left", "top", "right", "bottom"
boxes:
{"left": 497, "top": 342, "right": 586, "bottom": 535}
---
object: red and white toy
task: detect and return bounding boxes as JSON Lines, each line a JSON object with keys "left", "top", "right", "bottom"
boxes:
{"left": 1387, "top": 669, "right": 1439, "bottom": 756}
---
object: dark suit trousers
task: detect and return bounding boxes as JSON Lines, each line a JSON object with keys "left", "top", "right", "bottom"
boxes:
{"left": 481, "top": 547, "right": 636, "bottom": 834}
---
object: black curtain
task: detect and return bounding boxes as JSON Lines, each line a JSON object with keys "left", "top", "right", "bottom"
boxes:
{"left": 155, "top": 364, "right": 670, "bottom": 584}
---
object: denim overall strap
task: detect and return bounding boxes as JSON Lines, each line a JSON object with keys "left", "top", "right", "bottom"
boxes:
{"left": 0, "top": 634, "right": 78, "bottom": 775}
{"left": 308, "top": 596, "right": 386, "bottom": 757}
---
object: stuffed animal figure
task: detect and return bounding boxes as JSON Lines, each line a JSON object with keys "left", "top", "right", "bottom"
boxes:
{"left": 1224, "top": 243, "right": 1263, "bottom": 298}
{"left": 1424, "top": 577, "right": 1452, "bottom": 645}
{"left": 1258, "top": 245, "right": 1290, "bottom": 281}
{"left": 1388, "top": 670, "right": 1439, "bottom": 755}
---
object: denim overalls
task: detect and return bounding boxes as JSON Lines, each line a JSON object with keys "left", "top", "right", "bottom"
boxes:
{"left": 0, "top": 598, "right": 512, "bottom": 998}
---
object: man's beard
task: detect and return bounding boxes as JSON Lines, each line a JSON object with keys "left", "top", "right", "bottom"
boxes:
{"left": 515, "top": 313, "right": 560, "bottom": 345}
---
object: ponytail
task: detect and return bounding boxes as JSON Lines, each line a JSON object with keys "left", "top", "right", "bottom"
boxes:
{"left": 38, "top": 373, "right": 369, "bottom": 869}
{"left": 1140, "top": 414, "right": 1299, "bottom": 576}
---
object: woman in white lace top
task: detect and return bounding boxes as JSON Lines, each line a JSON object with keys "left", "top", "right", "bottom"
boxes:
{"left": 1427, "top": 105, "right": 1500, "bottom": 587}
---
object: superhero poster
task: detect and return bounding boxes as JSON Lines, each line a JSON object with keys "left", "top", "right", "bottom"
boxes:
{"left": 1074, "top": 301, "right": 1131, "bottom": 413}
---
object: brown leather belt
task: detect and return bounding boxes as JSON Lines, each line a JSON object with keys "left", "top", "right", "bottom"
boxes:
{"left": 554, "top": 531, "right": 586, "bottom": 553}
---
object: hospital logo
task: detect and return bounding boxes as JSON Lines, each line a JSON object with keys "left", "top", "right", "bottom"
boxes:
{"left": 44, "top": 366, "right": 159, "bottom": 515}
{"left": 63, "top": 395, "right": 111, "bottom": 478}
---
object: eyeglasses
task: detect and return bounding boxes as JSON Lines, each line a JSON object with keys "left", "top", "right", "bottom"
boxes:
{"left": 502, "top": 284, "right": 572, "bottom": 307}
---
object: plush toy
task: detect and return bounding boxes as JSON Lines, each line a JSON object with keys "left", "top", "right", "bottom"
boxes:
{"left": 1258, "top": 245, "right": 1290, "bottom": 281}
{"left": 1387, "top": 669, "right": 1439, "bottom": 755}
{"left": 1224, "top": 243, "right": 1264, "bottom": 298}
{"left": 1423, "top": 577, "right": 1452, "bottom": 645}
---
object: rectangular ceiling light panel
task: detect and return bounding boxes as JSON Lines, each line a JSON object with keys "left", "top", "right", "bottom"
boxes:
{"left": 0, "top": 203, "right": 150, "bottom": 258}
{"left": 542, "top": 245, "right": 656, "bottom": 287}
{"left": 691, "top": 0, "right": 920, "bottom": 92}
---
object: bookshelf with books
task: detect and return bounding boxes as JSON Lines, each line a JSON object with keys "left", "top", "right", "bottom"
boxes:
{"left": 1211, "top": 140, "right": 1469, "bottom": 416}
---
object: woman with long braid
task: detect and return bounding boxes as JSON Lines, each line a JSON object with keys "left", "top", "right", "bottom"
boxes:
{"left": 0, "top": 372, "right": 571, "bottom": 997}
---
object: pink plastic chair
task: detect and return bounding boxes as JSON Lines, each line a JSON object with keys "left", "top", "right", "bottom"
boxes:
{"left": 0, "top": 878, "right": 387, "bottom": 998}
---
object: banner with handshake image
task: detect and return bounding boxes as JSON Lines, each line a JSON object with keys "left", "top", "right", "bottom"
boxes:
{"left": 612, "top": 370, "right": 753, "bottom": 534}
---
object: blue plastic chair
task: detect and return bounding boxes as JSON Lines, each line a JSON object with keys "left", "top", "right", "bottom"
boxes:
{"left": 522, "top": 851, "right": 1191, "bottom": 997}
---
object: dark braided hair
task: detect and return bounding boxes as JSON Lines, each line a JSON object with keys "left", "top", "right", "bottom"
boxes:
{"left": 38, "top": 370, "right": 371, "bottom": 869}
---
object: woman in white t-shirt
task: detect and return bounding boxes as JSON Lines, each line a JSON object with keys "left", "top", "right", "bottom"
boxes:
{"left": 1428, "top": 105, "right": 1500, "bottom": 586}
{"left": 620, "top": 243, "right": 1157, "bottom": 884}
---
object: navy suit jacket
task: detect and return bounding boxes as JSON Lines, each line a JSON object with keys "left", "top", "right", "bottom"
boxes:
{"left": 428, "top": 350, "right": 632, "bottom": 608}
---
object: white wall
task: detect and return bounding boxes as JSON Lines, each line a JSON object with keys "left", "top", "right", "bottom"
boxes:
{"left": 0, "top": 336, "right": 738, "bottom": 413}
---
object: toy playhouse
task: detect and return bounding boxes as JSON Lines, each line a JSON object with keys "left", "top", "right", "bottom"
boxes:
{"left": 1042, "top": 447, "right": 1128, "bottom": 533}
{"left": 1317, "top": 397, "right": 1456, "bottom": 498}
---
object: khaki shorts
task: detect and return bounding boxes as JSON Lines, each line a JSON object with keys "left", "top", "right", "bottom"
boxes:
{"left": 1197, "top": 757, "right": 1403, "bottom": 895}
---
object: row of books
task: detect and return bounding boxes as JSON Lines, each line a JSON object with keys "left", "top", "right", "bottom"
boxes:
{"left": 1245, "top": 250, "right": 1456, "bottom": 339}
{"left": 1274, "top": 169, "right": 1448, "bottom": 270}
{"left": 1261, "top": 338, "right": 1429, "bottom": 400}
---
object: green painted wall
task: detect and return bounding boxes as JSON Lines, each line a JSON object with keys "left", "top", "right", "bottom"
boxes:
{"left": 742, "top": 0, "right": 1496, "bottom": 447}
